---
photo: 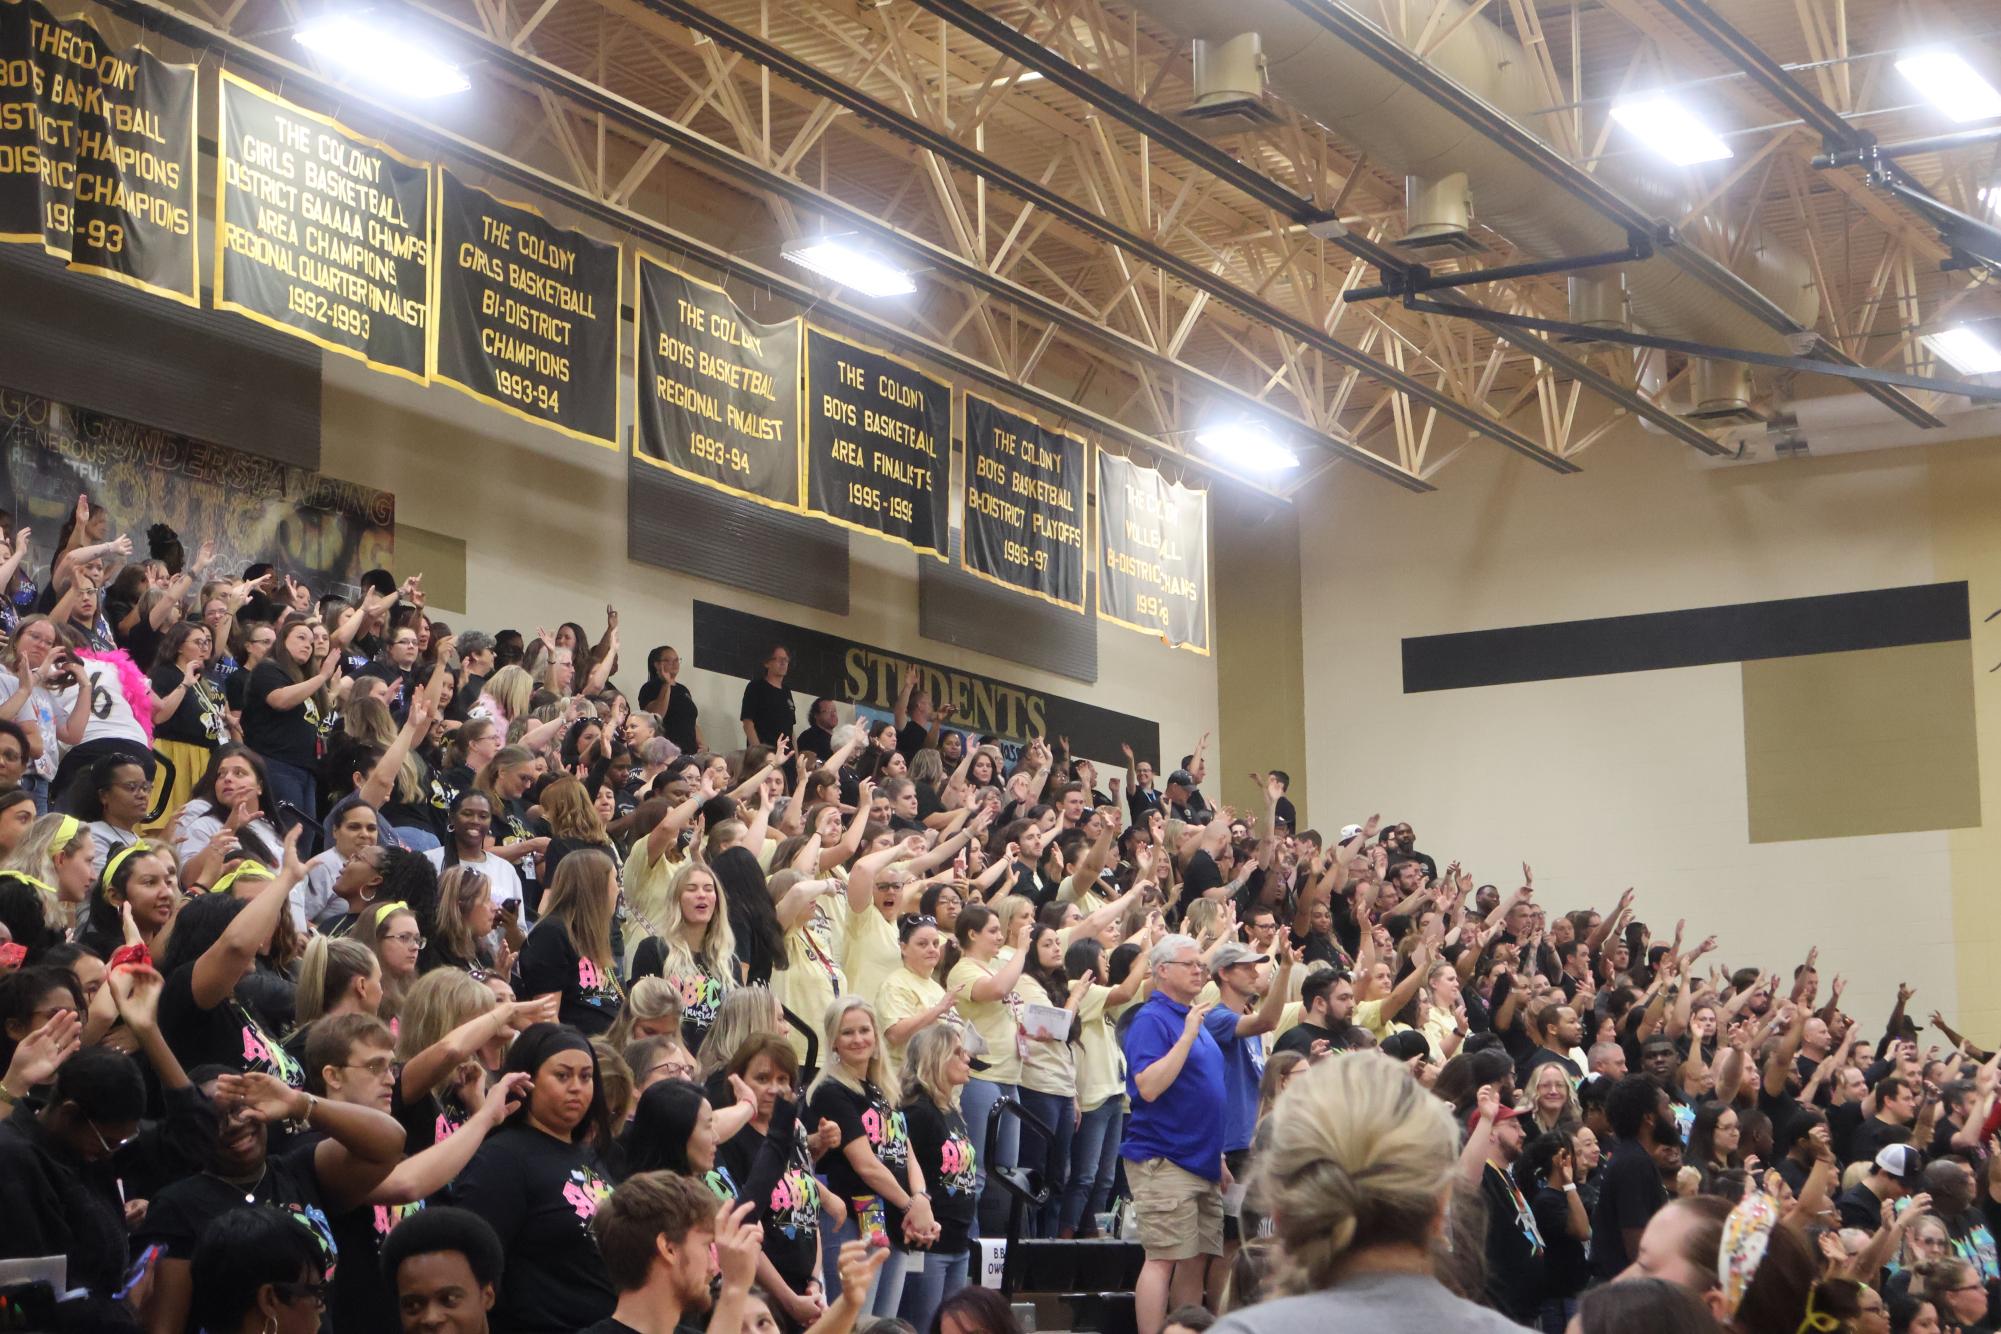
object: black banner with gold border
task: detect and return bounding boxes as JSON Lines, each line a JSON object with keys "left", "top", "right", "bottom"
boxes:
{"left": 214, "top": 71, "right": 431, "bottom": 382}
{"left": 803, "top": 326, "right": 949, "bottom": 559}
{"left": 1096, "top": 447, "right": 1211, "bottom": 655}
{"left": 430, "top": 168, "right": 619, "bottom": 448}
{"left": 0, "top": 0, "right": 198, "bottom": 304}
{"left": 632, "top": 254, "right": 802, "bottom": 510}
{"left": 961, "top": 392, "right": 1087, "bottom": 613}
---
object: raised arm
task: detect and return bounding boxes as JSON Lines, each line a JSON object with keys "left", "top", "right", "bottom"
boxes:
{"left": 190, "top": 829, "right": 303, "bottom": 1009}
{"left": 356, "top": 694, "right": 430, "bottom": 809}
{"left": 1237, "top": 937, "right": 1296, "bottom": 1037}
{"left": 965, "top": 917, "right": 1033, "bottom": 1002}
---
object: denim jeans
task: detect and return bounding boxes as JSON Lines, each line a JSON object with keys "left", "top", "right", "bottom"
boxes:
{"left": 262, "top": 757, "right": 318, "bottom": 825}
{"left": 1017, "top": 1088, "right": 1075, "bottom": 1237}
{"left": 820, "top": 1215, "right": 910, "bottom": 1316}
{"left": 960, "top": 1076, "right": 1020, "bottom": 1238}
{"left": 899, "top": 1246, "right": 970, "bottom": 1332}
{"left": 19, "top": 772, "right": 47, "bottom": 816}
{"left": 1062, "top": 1099, "right": 1124, "bottom": 1232}
{"left": 390, "top": 824, "right": 442, "bottom": 852}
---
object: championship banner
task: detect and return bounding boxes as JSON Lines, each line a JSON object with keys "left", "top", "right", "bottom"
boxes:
{"left": 961, "top": 394, "right": 1087, "bottom": 613}
{"left": 633, "top": 255, "right": 802, "bottom": 509}
{"left": 215, "top": 71, "right": 431, "bottom": 381}
{"left": 0, "top": 0, "right": 198, "bottom": 304}
{"left": 1096, "top": 448, "right": 1211, "bottom": 655}
{"left": 803, "top": 327, "right": 949, "bottom": 559}
{"left": 0, "top": 386, "right": 393, "bottom": 597}
{"left": 431, "top": 169, "right": 619, "bottom": 448}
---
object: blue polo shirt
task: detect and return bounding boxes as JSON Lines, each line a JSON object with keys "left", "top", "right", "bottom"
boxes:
{"left": 1206, "top": 1005, "right": 1266, "bottom": 1155}
{"left": 1120, "top": 993, "right": 1226, "bottom": 1179}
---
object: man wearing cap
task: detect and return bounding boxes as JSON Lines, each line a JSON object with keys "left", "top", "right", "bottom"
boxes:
{"left": 1838, "top": 1144, "right": 1927, "bottom": 1228}
{"left": 1121, "top": 934, "right": 1226, "bottom": 1334}
{"left": 1464, "top": 1088, "right": 1544, "bottom": 1324}
{"left": 1205, "top": 936, "right": 1297, "bottom": 1298}
{"left": 1164, "top": 769, "right": 1204, "bottom": 824}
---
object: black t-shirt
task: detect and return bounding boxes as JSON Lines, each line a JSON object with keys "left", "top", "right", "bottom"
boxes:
{"left": 518, "top": 922, "right": 623, "bottom": 1035}
{"left": 243, "top": 659, "right": 320, "bottom": 768}
{"left": 1591, "top": 1138, "right": 1667, "bottom": 1279}
{"left": 1178, "top": 850, "right": 1222, "bottom": 912}
{"left": 1532, "top": 1184, "right": 1589, "bottom": 1300}
{"left": 354, "top": 662, "right": 413, "bottom": 719}
{"left": 381, "top": 756, "right": 450, "bottom": 840}
{"left": 149, "top": 663, "right": 227, "bottom": 748}
{"left": 1480, "top": 1162, "right": 1545, "bottom": 1322}
{"left": 895, "top": 720, "right": 930, "bottom": 759}
{"left": 447, "top": 1125, "right": 615, "bottom": 1334}
{"left": 135, "top": 1144, "right": 337, "bottom": 1279}
{"left": 809, "top": 1077, "right": 913, "bottom": 1244}
{"left": 1273, "top": 1020, "right": 1349, "bottom": 1058}
{"left": 292, "top": 1128, "right": 423, "bottom": 1334}
{"left": 656, "top": 681, "right": 700, "bottom": 754}
{"left": 628, "top": 940, "right": 730, "bottom": 1051}
{"left": 716, "top": 1116, "right": 822, "bottom": 1292}
{"left": 902, "top": 1097, "right": 977, "bottom": 1255}
{"left": 1838, "top": 1180, "right": 1892, "bottom": 1230}
{"left": 158, "top": 965, "right": 307, "bottom": 1088}
{"left": 739, "top": 678, "right": 795, "bottom": 747}
{"left": 798, "top": 724, "right": 834, "bottom": 763}
{"left": 1846, "top": 1115, "right": 1911, "bottom": 1167}
{"left": 0, "top": 1108, "right": 130, "bottom": 1298}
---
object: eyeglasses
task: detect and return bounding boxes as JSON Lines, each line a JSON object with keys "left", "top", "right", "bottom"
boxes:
{"left": 274, "top": 1280, "right": 330, "bottom": 1308}
{"left": 88, "top": 1120, "right": 136, "bottom": 1154}
{"left": 383, "top": 932, "right": 426, "bottom": 948}
{"left": 647, "top": 1062, "right": 698, "bottom": 1082}
{"left": 112, "top": 779, "right": 152, "bottom": 794}
{"left": 341, "top": 1057, "right": 396, "bottom": 1078}
{"left": 1161, "top": 958, "right": 1205, "bottom": 971}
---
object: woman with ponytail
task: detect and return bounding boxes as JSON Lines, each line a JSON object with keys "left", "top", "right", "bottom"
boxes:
{"left": 284, "top": 935, "right": 382, "bottom": 1065}
{"left": 1211, "top": 1054, "right": 1522, "bottom": 1334}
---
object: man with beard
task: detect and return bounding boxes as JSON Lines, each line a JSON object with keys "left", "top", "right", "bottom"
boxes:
{"left": 1386, "top": 822, "right": 1437, "bottom": 882}
{"left": 1591, "top": 1075, "right": 1674, "bottom": 1279}
{"left": 584, "top": 1174, "right": 820, "bottom": 1334}
{"left": 1274, "top": 970, "right": 1355, "bottom": 1058}
{"left": 1465, "top": 1088, "right": 1543, "bottom": 1324}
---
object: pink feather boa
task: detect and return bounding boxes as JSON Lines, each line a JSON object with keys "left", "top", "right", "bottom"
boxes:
{"left": 76, "top": 647, "right": 156, "bottom": 744}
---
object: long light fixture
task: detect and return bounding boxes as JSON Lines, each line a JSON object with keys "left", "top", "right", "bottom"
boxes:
{"left": 1195, "top": 421, "right": 1300, "bottom": 472}
{"left": 1895, "top": 50, "right": 2001, "bottom": 123}
{"left": 294, "top": 14, "right": 470, "bottom": 97}
{"left": 1924, "top": 326, "right": 2001, "bottom": 375}
{"left": 780, "top": 237, "right": 916, "bottom": 297}
{"left": 1608, "top": 95, "right": 1734, "bottom": 165}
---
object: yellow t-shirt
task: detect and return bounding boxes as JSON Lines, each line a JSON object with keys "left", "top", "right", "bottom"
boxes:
{"left": 1016, "top": 973, "right": 1076, "bottom": 1098}
{"left": 949, "top": 956, "right": 1023, "bottom": 1086}
{"left": 1355, "top": 997, "right": 1412, "bottom": 1041}
{"left": 843, "top": 903, "right": 900, "bottom": 1011}
{"left": 622, "top": 835, "right": 682, "bottom": 961}
{"left": 1075, "top": 982, "right": 1123, "bottom": 1111}
{"left": 776, "top": 902, "right": 845, "bottom": 1070}
{"left": 876, "top": 966, "right": 944, "bottom": 1086}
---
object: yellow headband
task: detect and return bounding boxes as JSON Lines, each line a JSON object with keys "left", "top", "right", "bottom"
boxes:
{"left": 207, "top": 860, "right": 274, "bottom": 898}
{"left": 51, "top": 814, "right": 82, "bottom": 851}
{"left": 99, "top": 840, "right": 154, "bottom": 889}
{"left": 372, "top": 899, "right": 411, "bottom": 928}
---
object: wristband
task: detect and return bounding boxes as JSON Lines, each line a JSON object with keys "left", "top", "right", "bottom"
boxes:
{"left": 1563, "top": 1183, "right": 1578, "bottom": 1193}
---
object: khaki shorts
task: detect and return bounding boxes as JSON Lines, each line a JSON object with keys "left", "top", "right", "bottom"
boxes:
{"left": 1128, "top": 1156, "right": 1224, "bottom": 1261}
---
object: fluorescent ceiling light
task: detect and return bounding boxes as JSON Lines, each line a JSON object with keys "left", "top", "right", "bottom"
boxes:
{"left": 1195, "top": 422, "right": 1299, "bottom": 472}
{"left": 1895, "top": 50, "right": 2001, "bottom": 123}
{"left": 1016, "top": 68, "right": 1046, "bottom": 83}
{"left": 295, "top": 14, "right": 470, "bottom": 97}
{"left": 1608, "top": 95, "right": 1733, "bottom": 165}
{"left": 1924, "top": 326, "right": 2001, "bottom": 375}
{"left": 780, "top": 238, "right": 916, "bottom": 297}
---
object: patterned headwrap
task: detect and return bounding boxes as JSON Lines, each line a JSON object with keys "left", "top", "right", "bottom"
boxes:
{"left": 1718, "top": 1190, "right": 1779, "bottom": 1316}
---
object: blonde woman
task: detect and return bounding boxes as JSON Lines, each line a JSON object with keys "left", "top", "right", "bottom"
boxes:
{"left": 363, "top": 900, "right": 424, "bottom": 1022}
{"left": 608, "top": 975, "right": 684, "bottom": 1050}
{"left": 516, "top": 846, "right": 623, "bottom": 1035}
{"left": 538, "top": 775, "right": 619, "bottom": 882}
{"left": 1213, "top": 1055, "right": 1522, "bottom": 1334}
{"left": 423, "top": 864, "right": 507, "bottom": 986}
{"left": 2, "top": 812, "right": 98, "bottom": 930}
{"left": 899, "top": 1024, "right": 980, "bottom": 1330}
{"left": 806, "top": 995, "right": 936, "bottom": 1316}
{"left": 1524, "top": 1060, "right": 1581, "bottom": 1136}
{"left": 395, "top": 968, "right": 557, "bottom": 1150}
{"left": 475, "top": 663, "right": 534, "bottom": 733}
{"left": 629, "top": 860, "right": 736, "bottom": 1051}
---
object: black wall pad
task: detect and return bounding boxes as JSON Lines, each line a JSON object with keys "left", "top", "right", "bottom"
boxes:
{"left": 0, "top": 248, "right": 321, "bottom": 469}
{"left": 1403, "top": 581, "right": 1970, "bottom": 692}
{"left": 626, "top": 458, "right": 849, "bottom": 614}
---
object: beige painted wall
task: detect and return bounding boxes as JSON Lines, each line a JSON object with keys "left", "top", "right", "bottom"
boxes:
{"left": 316, "top": 354, "right": 1217, "bottom": 782}
{"left": 1298, "top": 418, "right": 2001, "bottom": 1041}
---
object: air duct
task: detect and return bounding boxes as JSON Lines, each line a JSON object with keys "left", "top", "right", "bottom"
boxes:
{"left": 1401, "top": 172, "right": 1480, "bottom": 253}
{"left": 1185, "top": 33, "right": 1279, "bottom": 132}
{"left": 1130, "top": 0, "right": 1820, "bottom": 386}
{"left": 1701, "top": 391, "right": 2001, "bottom": 466}
{"left": 1685, "top": 358, "right": 1760, "bottom": 423}
{"left": 1566, "top": 273, "right": 1629, "bottom": 338}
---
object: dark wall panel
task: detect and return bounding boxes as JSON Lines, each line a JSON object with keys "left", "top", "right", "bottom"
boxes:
{"left": 919, "top": 532, "right": 1097, "bottom": 685}
{"left": 1403, "top": 582, "right": 1971, "bottom": 693}
{"left": 0, "top": 249, "right": 320, "bottom": 468}
{"left": 627, "top": 457, "right": 849, "bottom": 614}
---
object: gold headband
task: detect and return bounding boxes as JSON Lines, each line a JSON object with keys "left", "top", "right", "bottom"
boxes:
{"left": 372, "top": 899, "right": 411, "bottom": 927}
{"left": 207, "top": 860, "right": 274, "bottom": 897}
{"left": 99, "top": 840, "right": 154, "bottom": 889}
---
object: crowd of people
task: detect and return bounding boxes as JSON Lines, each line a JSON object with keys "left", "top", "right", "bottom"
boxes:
{"left": 0, "top": 493, "right": 1989, "bottom": 1334}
